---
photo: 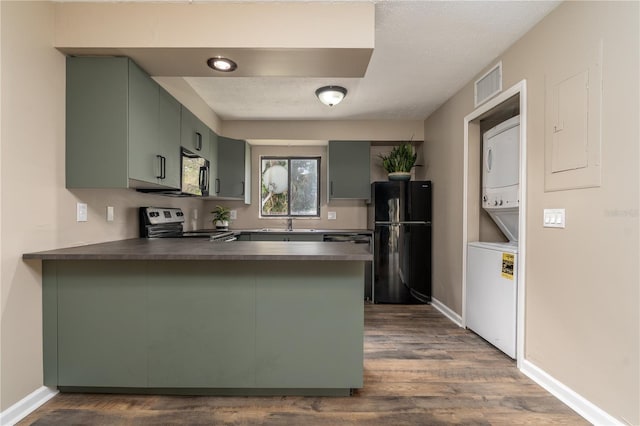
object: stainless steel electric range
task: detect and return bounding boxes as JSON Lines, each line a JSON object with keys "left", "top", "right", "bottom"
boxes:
{"left": 139, "top": 207, "right": 237, "bottom": 241}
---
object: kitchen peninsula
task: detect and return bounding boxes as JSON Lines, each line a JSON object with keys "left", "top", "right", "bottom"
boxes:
{"left": 24, "top": 239, "right": 372, "bottom": 396}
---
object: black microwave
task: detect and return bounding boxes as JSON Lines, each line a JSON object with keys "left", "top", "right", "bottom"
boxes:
{"left": 181, "top": 147, "right": 210, "bottom": 196}
{"left": 136, "top": 147, "right": 209, "bottom": 197}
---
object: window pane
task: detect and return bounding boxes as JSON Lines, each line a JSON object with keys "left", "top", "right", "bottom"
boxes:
{"left": 261, "top": 159, "right": 288, "bottom": 216}
{"left": 290, "top": 159, "right": 319, "bottom": 216}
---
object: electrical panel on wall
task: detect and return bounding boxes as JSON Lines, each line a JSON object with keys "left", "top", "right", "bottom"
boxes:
{"left": 544, "top": 40, "right": 602, "bottom": 192}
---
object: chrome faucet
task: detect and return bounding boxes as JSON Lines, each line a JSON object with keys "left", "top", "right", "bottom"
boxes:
{"left": 287, "top": 218, "right": 293, "bottom": 231}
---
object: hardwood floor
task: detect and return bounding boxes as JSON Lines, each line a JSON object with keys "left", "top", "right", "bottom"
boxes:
{"left": 19, "top": 304, "right": 588, "bottom": 425}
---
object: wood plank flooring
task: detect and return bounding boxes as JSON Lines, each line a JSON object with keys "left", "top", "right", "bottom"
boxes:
{"left": 19, "top": 304, "right": 588, "bottom": 425}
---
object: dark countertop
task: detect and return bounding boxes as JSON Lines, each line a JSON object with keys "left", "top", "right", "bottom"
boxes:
{"left": 23, "top": 238, "right": 373, "bottom": 261}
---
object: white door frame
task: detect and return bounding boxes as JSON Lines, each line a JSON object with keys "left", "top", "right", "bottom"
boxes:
{"left": 461, "top": 80, "right": 527, "bottom": 368}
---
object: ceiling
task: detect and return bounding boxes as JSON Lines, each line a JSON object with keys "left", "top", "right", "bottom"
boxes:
{"left": 182, "top": 1, "right": 560, "bottom": 122}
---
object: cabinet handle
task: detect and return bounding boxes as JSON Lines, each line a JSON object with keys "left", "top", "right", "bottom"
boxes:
{"left": 198, "top": 166, "right": 208, "bottom": 192}
{"left": 195, "top": 132, "right": 202, "bottom": 151}
{"left": 215, "top": 178, "right": 220, "bottom": 194}
{"left": 241, "top": 181, "right": 245, "bottom": 196}
{"left": 330, "top": 181, "right": 334, "bottom": 196}
{"left": 156, "top": 155, "right": 166, "bottom": 179}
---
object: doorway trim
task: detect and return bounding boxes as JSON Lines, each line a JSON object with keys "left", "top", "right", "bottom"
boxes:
{"left": 461, "top": 80, "right": 527, "bottom": 368}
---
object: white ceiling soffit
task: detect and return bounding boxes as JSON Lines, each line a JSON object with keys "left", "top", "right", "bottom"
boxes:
{"left": 186, "top": 1, "right": 560, "bottom": 121}
{"left": 55, "top": 0, "right": 561, "bottom": 122}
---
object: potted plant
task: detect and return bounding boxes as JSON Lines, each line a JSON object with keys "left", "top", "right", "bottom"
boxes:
{"left": 211, "top": 205, "right": 231, "bottom": 229}
{"left": 378, "top": 143, "right": 417, "bottom": 181}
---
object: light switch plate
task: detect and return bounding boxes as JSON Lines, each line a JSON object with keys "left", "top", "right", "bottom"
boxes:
{"left": 328, "top": 211, "right": 337, "bottom": 220}
{"left": 230, "top": 210, "right": 237, "bottom": 220}
{"left": 543, "top": 208, "right": 565, "bottom": 228}
{"left": 76, "top": 203, "right": 88, "bottom": 222}
{"left": 106, "top": 206, "right": 114, "bottom": 222}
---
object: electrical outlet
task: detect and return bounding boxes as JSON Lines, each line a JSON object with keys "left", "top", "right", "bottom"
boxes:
{"left": 230, "top": 210, "right": 237, "bottom": 220}
{"left": 76, "top": 203, "right": 88, "bottom": 222}
{"left": 328, "top": 211, "right": 337, "bottom": 220}
{"left": 106, "top": 206, "right": 114, "bottom": 222}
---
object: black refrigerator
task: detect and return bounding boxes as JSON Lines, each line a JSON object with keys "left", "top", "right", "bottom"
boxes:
{"left": 369, "top": 181, "right": 432, "bottom": 303}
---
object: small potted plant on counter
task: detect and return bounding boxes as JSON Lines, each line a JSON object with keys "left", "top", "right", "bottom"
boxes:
{"left": 211, "top": 205, "right": 231, "bottom": 230}
{"left": 378, "top": 143, "right": 417, "bottom": 181}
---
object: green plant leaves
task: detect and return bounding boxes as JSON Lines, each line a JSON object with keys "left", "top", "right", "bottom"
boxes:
{"left": 378, "top": 143, "right": 417, "bottom": 173}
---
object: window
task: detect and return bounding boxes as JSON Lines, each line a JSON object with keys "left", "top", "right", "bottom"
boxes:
{"left": 261, "top": 157, "right": 320, "bottom": 217}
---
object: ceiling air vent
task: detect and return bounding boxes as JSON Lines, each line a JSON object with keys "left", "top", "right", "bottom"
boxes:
{"left": 475, "top": 62, "right": 502, "bottom": 107}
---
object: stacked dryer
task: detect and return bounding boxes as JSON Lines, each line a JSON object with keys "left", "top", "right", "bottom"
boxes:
{"left": 466, "top": 115, "right": 520, "bottom": 359}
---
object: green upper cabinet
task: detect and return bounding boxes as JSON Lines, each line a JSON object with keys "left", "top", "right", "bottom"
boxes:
{"left": 208, "top": 130, "right": 219, "bottom": 196}
{"left": 180, "top": 106, "right": 210, "bottom": 159}
{"left": 216, "top": 136, "right": 251, "bottom": 204}
{"left": 327, "top": 141, "right": 371, "bottom": 200}
{"left": 156, "top": 88, "right": 181, "bottom": 189}
{"left": 66, "top": 56, "right": 180, "bottom": 189}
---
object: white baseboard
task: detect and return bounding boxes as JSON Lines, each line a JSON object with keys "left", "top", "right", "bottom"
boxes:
{"left": 520, "top": 359, "right": 623, "bottom": 426}
{"left": 431, "top": 297, "right": 463, "bottom": 327}
{"left": 0, "top": 386, "right": 58, "bottom": 426}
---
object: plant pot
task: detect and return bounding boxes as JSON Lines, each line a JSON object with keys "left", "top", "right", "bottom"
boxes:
{"left": 388, "top": 172, "right": 411, "bottom": 181}
{"left": 215, "top": 220, "right": 229, "bottom": 230}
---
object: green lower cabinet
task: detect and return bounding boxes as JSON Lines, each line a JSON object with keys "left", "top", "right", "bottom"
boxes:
{"left": 147, "top": 262, "right": 255, "bottom": 388}
{"left": 56, "top": 261, "right": 148, "bottom": 387}
{"left": 43, "top": 259, "right": 364, "bottom": 393}
{"left": 249, "top": 233, "right": 324, "bottom": 242}
{"left": 255, "top": 262, "right": 364, "bottom": 388}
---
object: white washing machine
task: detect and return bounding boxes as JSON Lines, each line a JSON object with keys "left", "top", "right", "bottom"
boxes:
{"left": 466, "top": 115, "right": 520, "bottom": 359}
{"left": 467, "top": 241, "right": 518, "bottom": 358}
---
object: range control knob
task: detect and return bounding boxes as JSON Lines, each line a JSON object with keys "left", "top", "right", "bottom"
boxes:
{"left": 499, "top": 200, "right": 503, "bottom": 206}
{"left": 483, "top": 195, "right": 487, "bottom": 202}
{"left": 494, "top": 200, "right": 498, "bottom": 206}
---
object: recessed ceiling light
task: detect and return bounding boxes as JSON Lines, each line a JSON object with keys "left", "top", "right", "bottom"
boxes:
{"left": 207, "top": 57, "right": 237, "bottom": 73}
{"left": 315, "top": 86, "right": 347, "bottom": 107}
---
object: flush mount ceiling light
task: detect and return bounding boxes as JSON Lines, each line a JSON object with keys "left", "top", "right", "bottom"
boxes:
{"left": 207, "top": 57, "right": 237, "bottom": 72}
{"left": 315, "top": 85, "right": 347, "bottom": 107}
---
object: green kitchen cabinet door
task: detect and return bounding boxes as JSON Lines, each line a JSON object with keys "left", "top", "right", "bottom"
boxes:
{"left": 127, "top": 60, "right": 162, "bottom": 185}
{"left": 327, "top": 141, "right": 371, "bottom": 200}
{"left": 156, "top": 87, "right": 182, "bottom": 189}
{"left": 217, "top": 136, "right": 250, "bottom": 202}
{"left": 250, "top": 233, "right": 324, "bottom": 242}
{"left": 128, "top": 61, "right": 181, "bottom": 188}
{"left": 255, "top": 261, "right": 364, "bottom": 389}
{"left": 147, "top": 261, "right": 256, "bottom": 388}
{"left": 180, "top": 106, "right": 210, "bottom": 159}
{"left": 56, "top": 261, "right": 148, "bottom": 387}
{"left": 66, "top": 56, "right": 129, "bottom": 188}
{"left": 209, "top": 129, "right": 219, "bottom": 195}
{"left": 66, "top": 57, "right": 180, "bottom": 189}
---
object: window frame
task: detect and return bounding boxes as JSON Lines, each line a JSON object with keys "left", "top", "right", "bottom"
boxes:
{"left": 260, "top": 156, "right": 321, "bottom": 218}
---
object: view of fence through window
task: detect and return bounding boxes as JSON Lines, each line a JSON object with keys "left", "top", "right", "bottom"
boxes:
{"left": 261, "top": 157, "right": 320, "bottom": 217}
